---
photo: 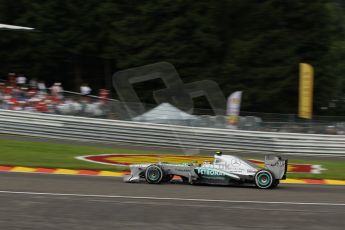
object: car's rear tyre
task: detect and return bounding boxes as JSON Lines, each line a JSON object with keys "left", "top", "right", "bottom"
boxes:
{"left": 145, "top": 165, "right": 164, "bottom": 184}
{"left": 255, "top": 170, "right": 274, "bottom": 189}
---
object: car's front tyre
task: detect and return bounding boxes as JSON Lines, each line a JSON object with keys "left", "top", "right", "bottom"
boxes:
{"left": 255, "top": 170, "right": 274, "bottom": 189}
{"left": 145, "top": 165, "right": 164, "bottom": 184}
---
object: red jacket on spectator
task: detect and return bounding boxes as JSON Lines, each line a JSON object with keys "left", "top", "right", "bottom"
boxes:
{"left": 35, "top": 101, "right": 48, "bottom": 113}
{"left": 99, "top": 89, "right": 109, "bottom": 103}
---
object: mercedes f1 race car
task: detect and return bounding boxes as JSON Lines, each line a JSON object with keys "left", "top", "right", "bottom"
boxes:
{"left": 124, "top": 152, "right": 288, "bottom": 189}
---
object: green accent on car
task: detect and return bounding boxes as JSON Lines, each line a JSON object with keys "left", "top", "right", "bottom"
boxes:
{"left": 147, "top": 168, "right": 161, "bottom": 181}
{"left": 258, "top": 172, "right": 271, "bottom": 186}
{"left": 196, "top": 168, "right": 226, "bottom": 176}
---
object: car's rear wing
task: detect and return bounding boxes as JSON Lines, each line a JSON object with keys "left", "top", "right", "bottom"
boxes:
{"left": 264, "top": 155, "right": 288, "bottom": 180}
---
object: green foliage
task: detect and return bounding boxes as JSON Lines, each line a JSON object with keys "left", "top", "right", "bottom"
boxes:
{"left": 0, "top": 0, "right": 344, "bottom": 113}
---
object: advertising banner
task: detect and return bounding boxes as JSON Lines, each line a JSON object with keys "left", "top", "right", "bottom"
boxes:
{"left": 299, "top": 63, "right": 314, "bottom": 119}
{"left": 226, "top": 91, "right": 242, "bottom": 129}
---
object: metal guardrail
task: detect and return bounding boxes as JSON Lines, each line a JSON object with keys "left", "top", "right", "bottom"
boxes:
{"left": 0, "top": 109, "right": 344, "bottom": 157}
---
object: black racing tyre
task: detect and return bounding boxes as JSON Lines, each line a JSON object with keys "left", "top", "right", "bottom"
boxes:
{"left": 255, "top": 170, "right": 275, "bottom": 189}
{"left": 145, "top": 165, "right": 164, "bottom": 184}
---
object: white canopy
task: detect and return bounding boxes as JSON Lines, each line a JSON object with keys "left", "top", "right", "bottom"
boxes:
{"left": 132, "top": 103, "right": 197, "bottom": 122}
{"left": 0, "top": 24, "right": 35, "bottom": 30}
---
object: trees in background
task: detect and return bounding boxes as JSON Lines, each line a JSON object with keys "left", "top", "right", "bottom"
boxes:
{"left": 0, "top": 0, "right": 344, "bottom": 114}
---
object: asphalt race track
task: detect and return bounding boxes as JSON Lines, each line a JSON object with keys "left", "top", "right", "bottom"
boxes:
{"left": 0, "top": 134, "right": 344, "bottom": 229}
{"left": 0, "top": 172, "right": 344, "bottom": 230}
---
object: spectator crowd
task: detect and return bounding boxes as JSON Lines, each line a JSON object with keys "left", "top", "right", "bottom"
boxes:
{"left": 0, "top": 73, "right": 110, "bottom": 117}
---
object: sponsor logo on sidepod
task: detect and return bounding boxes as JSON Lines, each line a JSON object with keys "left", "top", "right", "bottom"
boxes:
{"left": 196, "top": 168, "right": 225, "bottom": 176}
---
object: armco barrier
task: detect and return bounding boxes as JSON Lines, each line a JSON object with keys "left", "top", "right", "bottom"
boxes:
{"left": 0, "top": 109, "right": 344, "bottom": 157}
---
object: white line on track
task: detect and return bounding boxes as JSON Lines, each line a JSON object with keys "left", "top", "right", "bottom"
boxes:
{"left": 0, "top": 190, "right": 344, "bottom": 206}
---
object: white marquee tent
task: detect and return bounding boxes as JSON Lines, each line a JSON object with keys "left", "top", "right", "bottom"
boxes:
{"left": 132, "top": 103, "right": 198, "bottom": 124}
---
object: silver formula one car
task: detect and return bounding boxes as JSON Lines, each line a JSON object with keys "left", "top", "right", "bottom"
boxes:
{"left": 124, "top": 152, "right": 288, "bottom": 189}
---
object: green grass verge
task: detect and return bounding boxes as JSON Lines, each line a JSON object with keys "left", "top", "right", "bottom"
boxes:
{"left": 0, "top": 138, "right": 344, "bottom": 179}
{"left": 0, "top": 139, "right": 175, "bottom": 171}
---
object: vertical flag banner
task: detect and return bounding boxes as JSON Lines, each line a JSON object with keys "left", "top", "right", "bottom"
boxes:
{"left": 227, "top": 91, "right": 242, "bottom": 129}
{"left": 299, "top": 63, "right": 314, "bottom": 119}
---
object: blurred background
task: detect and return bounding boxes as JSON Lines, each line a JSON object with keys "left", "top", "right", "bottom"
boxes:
{"left": 2, "top": 1, "right": 345, "bottom": 134}
{"left": 0, "top": 2, "right": 344, "bottom": 229}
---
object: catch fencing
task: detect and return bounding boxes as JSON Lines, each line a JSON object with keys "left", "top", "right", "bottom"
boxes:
{"left": 0, "top": 109, "right": 344, "bottom": 157}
